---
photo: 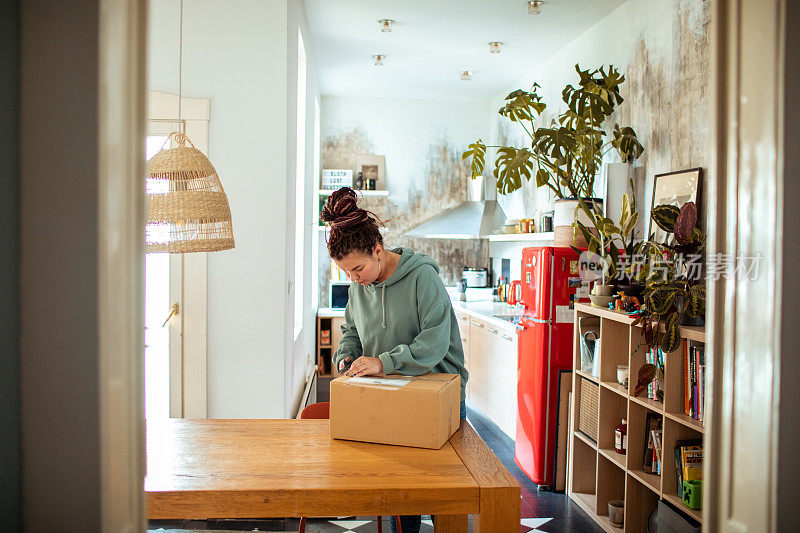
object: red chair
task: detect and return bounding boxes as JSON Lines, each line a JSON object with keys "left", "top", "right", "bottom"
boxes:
{"left": 299, "top": 402, "right": 402, "bottom": 533}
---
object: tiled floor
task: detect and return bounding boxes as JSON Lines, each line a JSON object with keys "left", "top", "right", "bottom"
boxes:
{"left": 148, "top": 406, "right": 603, "bottom": 533}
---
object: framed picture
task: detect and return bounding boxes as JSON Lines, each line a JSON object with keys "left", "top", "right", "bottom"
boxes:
{"left": 354, "top": 154, "right": 386, "bottom": 191}
{"left": 649, "top": 168, "right": 703, "bottom": 241}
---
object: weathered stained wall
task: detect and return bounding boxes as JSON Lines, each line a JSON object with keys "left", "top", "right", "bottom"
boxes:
{"left": 489, "top": 0, "right": 711, "bottom": 232}
{"left": 318, "top": 96, "right": 491, "bottom": 301}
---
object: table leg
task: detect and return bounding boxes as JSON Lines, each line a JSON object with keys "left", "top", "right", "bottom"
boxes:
{"left": 476, "top": 487, "right": 520, "bottom": 532}
{"left": 434, "top": 514, "right": 468, "bottom": 532}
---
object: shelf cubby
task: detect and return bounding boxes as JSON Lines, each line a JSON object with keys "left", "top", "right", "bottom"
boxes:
{"left": 625, "top": 474, "right": 660, "bottom": 533}
{"left": 572, "top": 435, "right": 598, "bottom": 495}
{"left": 599, "top": 318, "right": 630, "bottom": 384}
{"left": 661, "top": 417, "right": 704, "bottom": 522}
{"left": 569, "top": 303, "right": 705, "bottom": 531}
{"left": 597, "top": 453, "right": 626, "bottom": 520}
{"left": 598, "top": 386, "right": 627, "bottom": 452}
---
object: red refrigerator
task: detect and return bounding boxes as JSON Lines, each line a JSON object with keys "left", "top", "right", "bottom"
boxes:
{"left": 515, "top": 246, "right": 585, "bottom": 488}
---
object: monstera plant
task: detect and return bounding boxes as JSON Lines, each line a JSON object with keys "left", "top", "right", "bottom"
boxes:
{"left": 634, "top": 201, "right": 707, "bottom": 353}
{"left": 462, "top": 64, "right": 644, "bottom": 198}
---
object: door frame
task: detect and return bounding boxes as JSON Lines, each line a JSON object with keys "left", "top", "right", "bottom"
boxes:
{"left": 706, "top": 0, "right": 785, "bottom": 530}
{"left": 148, "top": 90, "right": 210, "bottom": 419}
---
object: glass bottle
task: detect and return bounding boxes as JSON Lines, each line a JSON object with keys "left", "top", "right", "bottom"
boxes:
{"left": 615, "top": 418, "right": 627, "bottom": 454}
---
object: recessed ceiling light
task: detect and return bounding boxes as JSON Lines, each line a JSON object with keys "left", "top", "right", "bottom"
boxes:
{"left": 373, "top": 54, "right": 385, "bottom": 66}
{"left": 527, "top": 0, "right": 543, "bottom": 15}
{"left": 460, "top": 70, "right": 473, "bottom": 81}
{"left": 489, "top": 41, "right": 503, "bottom": 53}
{"left": 377, "top": 19, "right": 395, "bottom": 32}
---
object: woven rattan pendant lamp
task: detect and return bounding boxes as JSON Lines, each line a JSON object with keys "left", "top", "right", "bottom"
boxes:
{"left": 145, "top": 0, "right": 234, "bottom": 253}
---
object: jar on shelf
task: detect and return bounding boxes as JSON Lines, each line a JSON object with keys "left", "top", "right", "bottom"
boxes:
{"left": 614, "top": 418, "right": 627, "bottom": 454}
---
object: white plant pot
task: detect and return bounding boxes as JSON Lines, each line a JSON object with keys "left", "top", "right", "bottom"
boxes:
{"left": 553, "top": 197, "right": 603, "bottom": 247}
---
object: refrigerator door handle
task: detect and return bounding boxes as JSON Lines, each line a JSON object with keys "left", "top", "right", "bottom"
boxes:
{"left": 528, "top": 318, "right": 552, "bottom": 325}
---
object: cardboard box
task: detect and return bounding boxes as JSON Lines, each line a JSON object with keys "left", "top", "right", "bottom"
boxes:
{"left": 329, "top": 373, "right": 461, "bottom": 449}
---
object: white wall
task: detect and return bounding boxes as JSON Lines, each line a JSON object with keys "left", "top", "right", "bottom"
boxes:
{"left": 318, "top": 96, "right": 493, "bottom": 291}
{"left": 149, "top": 0, "right": 293, "bottom": 418}
{"left": 285, "top": 0, "right": 321, "bottom": 418}
{"left": 487, "top": 0, "right": 710, "bottom": 233}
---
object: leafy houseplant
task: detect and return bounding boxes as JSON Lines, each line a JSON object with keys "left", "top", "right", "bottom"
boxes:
{"left": 633, "top": 202, "right": 707, "bottom": 353}
{"left": 572, "top": 191, "right": 641, "bottom": 286}
{"left": 462, "top": 64, "right": 644, "bottom": 199}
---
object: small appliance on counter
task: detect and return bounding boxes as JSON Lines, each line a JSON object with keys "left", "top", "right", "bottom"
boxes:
{"left": 461, "top": 267, "right": 489, "bottom": 287}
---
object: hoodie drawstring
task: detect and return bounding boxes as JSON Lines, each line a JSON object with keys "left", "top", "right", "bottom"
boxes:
{"left": 381, "top": 285, "right": 387, "bottom": 328}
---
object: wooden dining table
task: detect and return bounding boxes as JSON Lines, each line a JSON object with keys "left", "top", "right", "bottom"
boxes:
{"left": 146, "top": 418, "right": 520, "bottom": 531}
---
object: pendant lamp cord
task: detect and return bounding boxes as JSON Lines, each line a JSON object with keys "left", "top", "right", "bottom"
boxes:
{"left": 177, "top": 0, "right": 183, "bottom": 134}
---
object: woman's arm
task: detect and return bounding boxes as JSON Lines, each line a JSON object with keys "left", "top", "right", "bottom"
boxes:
{"left": 333, "top": 303, "right": 363, "bottom": 370}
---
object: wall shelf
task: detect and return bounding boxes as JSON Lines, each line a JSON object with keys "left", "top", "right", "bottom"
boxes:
{"left": 486, "top": 231, "right": 554, "bottom": 242}
{"left": 569, "top": 303, "right": 706, "bottom": 530}
{"left": 319, "top": 189, "right": 389, "bottom": 197}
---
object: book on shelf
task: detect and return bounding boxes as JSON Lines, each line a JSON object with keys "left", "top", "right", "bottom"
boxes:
{"left": 646, "top": 348, "right": 665, "bottom": 401}
{"left": 681, "top": 444, "right": 704, "bottom": 483}
{"left": 685, "top": 344, "right": 707, "bottom": 422}
{"left": 643, "top": 413, "right": 663, "bottom": 474}
{"left": 674, "top": 439, "right": 703, "bottom": 496}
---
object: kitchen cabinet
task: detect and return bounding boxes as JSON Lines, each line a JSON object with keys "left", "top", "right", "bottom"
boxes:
{"left": 486, "top": 326, "right": 518, "bottom": 439}
{"left": 468, "top": 317, "right": 489, "bottom": 416}
{"left": 458, "top": 309, "right": 519, "bottom": 440}
{"left": 455, "top": 311, "right": 471, "bottom": 398}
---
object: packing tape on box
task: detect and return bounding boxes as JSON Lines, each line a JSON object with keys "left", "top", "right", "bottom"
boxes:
{"left": 344, "top": 376, "right": 411, "bottom": 389}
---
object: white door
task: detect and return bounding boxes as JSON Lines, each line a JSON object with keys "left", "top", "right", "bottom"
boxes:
{"left": 145, "top": 121, "right": 183, "bottom": 420}
{"left": 145, "top": 91, "right": 211, "bottom": 419}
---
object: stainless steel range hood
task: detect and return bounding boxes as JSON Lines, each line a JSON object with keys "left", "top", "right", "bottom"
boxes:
{"left": 404, "top": 175, "right": 507, "bottom": 239}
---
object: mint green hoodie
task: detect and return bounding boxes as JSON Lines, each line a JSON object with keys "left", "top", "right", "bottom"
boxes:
{"left": 333, "top": 248, "right": 468, "bottom": 401}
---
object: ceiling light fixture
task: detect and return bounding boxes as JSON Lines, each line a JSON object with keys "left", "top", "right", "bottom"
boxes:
{"left": 377, "top": 19, "right": 395, "bottom": 32}
{"left": 527, "top": 0, "right": 543, "bottom": 14}
{"left": 489, "top": 41, "right": 503, "bottom": 53}
{"left": 373, "top": 54, "right": 385, "bottom": 66}
{"left": 460, "top": 70, "right": 473, "bottom": 81}
{"left": 145, "top": 0, "right": 234, "bottom": 254}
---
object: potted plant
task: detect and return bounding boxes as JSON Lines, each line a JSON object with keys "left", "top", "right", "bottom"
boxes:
{"left": 633, "top": 202, "right": 706, "bottom": 353}
{"left": 462, "top": 64, "right": 644, "bottom": 245}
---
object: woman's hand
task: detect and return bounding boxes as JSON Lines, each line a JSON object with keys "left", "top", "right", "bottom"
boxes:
{"left": 346, "top": 356, "right": 383, "bottom": 377}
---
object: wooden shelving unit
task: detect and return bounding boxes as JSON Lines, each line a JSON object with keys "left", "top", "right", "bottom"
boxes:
{"left": 316, "top": 309, "right": 345, "bottom": 377}
{"left": 569, "top": 303, "right": 705, "bottom": 532}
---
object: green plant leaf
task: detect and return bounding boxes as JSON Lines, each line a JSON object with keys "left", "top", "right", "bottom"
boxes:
{"left": 646, "top": 287, "right": 676, "bottom": 315}
{"left": 462, "top": 140, "right": 486, "bottom": 179}
{"left": 623, "top": 211, "right": 639, "bottom": 238}
{"left": 620, "top": 193, "right": 631, "bottom": 229}
{"left": 498, "top": 88, "right": 546, "bottom": 123}
{"left": 685, "top": 284, "right": 706, "bottom": 318}
{"left": 661, "top": 312, "right": 681, "bottom": 353}
{"left": 652, "top": 204, "right": 680, "bottom": 233}
{"left": 602, "top": 222, "right": 621, "bottom": 237}
{"left": 612, "top": 124, "right": 644, "bottom": 163}
{"left": 535, "top": 168, "right": 550, "bottom": 188}
{"left": 493, "top": 147, "right": 534, "bottom": 195}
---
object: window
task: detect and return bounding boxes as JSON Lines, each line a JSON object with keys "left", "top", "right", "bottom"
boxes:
{"left": 294, "top": 29, "right": 307, "bottom": 338}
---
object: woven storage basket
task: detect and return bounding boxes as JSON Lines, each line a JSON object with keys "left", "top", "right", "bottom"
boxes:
{"left": 578, "top": 376, "right": 599, "bottom": 442}
{"left": 146, "top": 132, "right": 235, "bottom": 253}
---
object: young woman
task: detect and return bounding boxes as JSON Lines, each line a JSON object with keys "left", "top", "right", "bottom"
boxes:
{"left": 321, "top": 187, "right": 468, "bottom": 533}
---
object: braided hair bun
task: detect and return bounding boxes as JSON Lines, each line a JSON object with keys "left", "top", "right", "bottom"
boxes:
{"left": 320, "top": 187, "right": 384, "bottom": 260}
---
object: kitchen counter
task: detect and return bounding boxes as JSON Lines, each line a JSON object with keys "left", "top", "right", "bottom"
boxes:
{"left": 450, "top": 298, "right": 523, "bottom": 332}
{"left": 317, "top": 294, "right": 523, "bottom": 331}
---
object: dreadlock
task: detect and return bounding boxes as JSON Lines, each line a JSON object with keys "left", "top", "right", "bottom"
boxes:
{"left": 320, "top": 187, "right": 384, "bottom": 260}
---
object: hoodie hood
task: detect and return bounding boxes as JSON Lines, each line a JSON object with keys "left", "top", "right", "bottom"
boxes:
{"left": 374, "top": 247, "right": 439, "bottom": 288}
